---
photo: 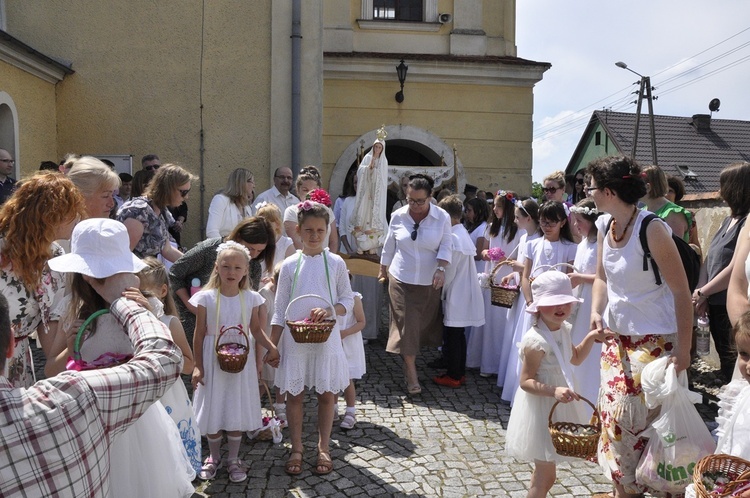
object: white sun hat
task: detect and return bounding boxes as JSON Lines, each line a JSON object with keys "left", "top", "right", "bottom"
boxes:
{"left": 48, "top": 218, "right": 147, "bottom": 278}
{"left": 526, "top": 271, "right": 582, "bottom": 313}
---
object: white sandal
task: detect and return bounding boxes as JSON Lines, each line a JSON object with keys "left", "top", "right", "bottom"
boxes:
{"left": 340, "top": 411, "right": 357, "bottom": 430}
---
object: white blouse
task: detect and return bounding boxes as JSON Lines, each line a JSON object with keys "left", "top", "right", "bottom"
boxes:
{"left": 380, "top": 204, "right": 453, "bottom": 286}
{"left": 205, "top": 193, "right": 253, "bottom": 238}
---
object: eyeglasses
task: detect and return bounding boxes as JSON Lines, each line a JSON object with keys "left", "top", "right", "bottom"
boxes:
{"left": 584, "top": 186, "right": 602, "bottom": 194}
{"left": 406, "top": 197, "right": 428, "bottom": 206}
{"left": 144, "top": 164, "right": 160, "bottom": 171}
{"left": 576, "top": 178, "right": 584, "bottom": 184}
{"left": 411, "top": 222, "right": 420, "bottom": 241}
{"left": 539, "top": 219, "right": 562, "bottom": 227}
{"left": 179, "top": 188, "right": 191, "bottom": 197}
{"left": 0, "top": 159, "right": 14, "bottom": 164}
{"left": 541, "top": 187, "right": 559, "bottom": 194}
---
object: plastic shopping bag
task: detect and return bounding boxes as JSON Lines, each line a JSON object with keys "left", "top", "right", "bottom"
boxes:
{"left": 635, "top": 361, "right": 716, "bottom": 493}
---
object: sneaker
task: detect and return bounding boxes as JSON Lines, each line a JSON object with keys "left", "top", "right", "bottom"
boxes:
{"left": 340, "top": 411, "right": 357, "bottom": 430}
{"left": 227, "top": 459, "right": 247, "bottom": 483}
{"left": 432, "top": 374, "right": 462, "bottom": 388}
{"left": 479, "top": 372, "right": 494, "bottom": 378}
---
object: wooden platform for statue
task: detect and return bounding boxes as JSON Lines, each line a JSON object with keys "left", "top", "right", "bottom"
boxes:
{"left": 341, "top": 253, "right": 381, "bottom": 278}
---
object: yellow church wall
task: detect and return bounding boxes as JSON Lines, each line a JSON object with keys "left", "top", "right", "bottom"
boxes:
{"left": 4, "top": 1, "right": 273, "bottom": 246}
{"left": 323, "top": 78, "right": 534, "bottom": 195}
{"left": 0, "top": 60, "right": 58, "bottom": 177}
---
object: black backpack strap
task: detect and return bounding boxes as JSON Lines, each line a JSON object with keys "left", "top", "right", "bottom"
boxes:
{"left": 639, "top": 213, "right": 662, "bottom": 285}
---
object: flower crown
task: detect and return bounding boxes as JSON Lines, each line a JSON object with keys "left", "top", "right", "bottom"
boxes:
{"left": 569, "top": 205, "right": 599, "bottom": 216}
{"left": 216, "top": 240, "right": 252, "bottom": 260}
{"left": 254, "top": 200, "right": 271, "bottom": 211}
{"left": 307, "top": 189, "right": 332, "bottom": 207}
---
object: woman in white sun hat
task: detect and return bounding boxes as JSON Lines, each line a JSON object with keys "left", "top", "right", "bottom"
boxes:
{"left": 46, "top": 218, "right": 196, "bottom": 498}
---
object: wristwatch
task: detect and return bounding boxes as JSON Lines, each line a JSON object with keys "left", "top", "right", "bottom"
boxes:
{"left": 435, "top": 266, "right": 446, "bottom": 273}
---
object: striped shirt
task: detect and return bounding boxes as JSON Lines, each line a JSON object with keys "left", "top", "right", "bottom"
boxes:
{"left": 0, "top": 298, "right": 182, "bottom": 497}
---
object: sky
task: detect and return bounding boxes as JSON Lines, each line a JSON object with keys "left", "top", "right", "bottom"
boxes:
{"left": 516, "top": 2, "right": 750, "bottom": 183}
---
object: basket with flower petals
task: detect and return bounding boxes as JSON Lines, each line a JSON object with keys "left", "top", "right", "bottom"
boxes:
{"left": 285, "top": 294, "right": 336, "bottom": 343}
{"left": 215, "top": 325, "right": 249, "bottom": 373}
{"left": 693, "top": 454, "right": 750, "bottom": 498}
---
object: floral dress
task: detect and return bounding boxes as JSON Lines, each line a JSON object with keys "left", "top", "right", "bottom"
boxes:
{"left": 0, "top": 239, "right": 66, "bottom": 387}
{"left": 116, "top": 196, "right": 174, "bottom": 258}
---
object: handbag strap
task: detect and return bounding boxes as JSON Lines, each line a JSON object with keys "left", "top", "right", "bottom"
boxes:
{"left": 214, "top": 289, "right": 247, "bottom": 350}
{"left": 289, "top": 251, "right": 334, "bottom": 307}
{"left": 73, "top": 309, "right": 110, "bottom": 362}
{"left": 536, "top": 324, "right": 576, "bottom": 392}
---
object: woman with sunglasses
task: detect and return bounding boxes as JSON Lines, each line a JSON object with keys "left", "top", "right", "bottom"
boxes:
{"left": 543, "top": 170, "right": 579, "bottom": 241}
{"left": 378, "top": 174, "right": 452, "bottom": 395}
{"left": 118, "top": 164, "right": 196, "bottom": 263}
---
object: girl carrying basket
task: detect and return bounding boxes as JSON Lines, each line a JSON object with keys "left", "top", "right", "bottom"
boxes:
{"left": 191, "top": 241, "right": 280, "bottom": 483}
{"left": 271, "top": 201, "right": 355, "bottom": 476}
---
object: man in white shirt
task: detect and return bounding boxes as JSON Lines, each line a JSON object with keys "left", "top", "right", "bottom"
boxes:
{"left": 255, "top": 167, "right": 300, "bottom": 234}
{"left": 255, "top": 167, "right": 300, "bottom": 212}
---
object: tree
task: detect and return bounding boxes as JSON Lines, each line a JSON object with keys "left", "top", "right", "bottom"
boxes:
{"left": 531, "top": 181, "right": 543, "bottom": 202}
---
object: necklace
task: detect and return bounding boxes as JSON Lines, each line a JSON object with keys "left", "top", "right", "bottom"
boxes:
{"left": 611, "top": 206, "right": 638, "bottom": 243}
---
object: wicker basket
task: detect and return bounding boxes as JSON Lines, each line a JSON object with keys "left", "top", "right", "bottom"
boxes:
{"left": 285, "top": 294, "right": 336, "bottom": 344}
{"left": 68, "top": 309, "right": 133, "bottom": 371}
{"left": 248, "top": 381, "right": 283, "bottom": 442}
{"left": 215, "top": 325, "right": 249, "bottom": 373}
{"left": 548, "top": 395, "right": 600, "bottom": 460}
{"left": 489, "top": 260, "right": 519, "bottom": 308}
{"left": 693, "top": 454, "right": 750, "bottom": 497}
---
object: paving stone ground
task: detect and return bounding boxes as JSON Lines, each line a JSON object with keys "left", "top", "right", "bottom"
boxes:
{"left": 32, "top": 312, "right": 721, "bottom": 498}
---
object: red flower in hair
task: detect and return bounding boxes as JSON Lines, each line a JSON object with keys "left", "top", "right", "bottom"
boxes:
{"left": 308, "top": 189, "right": 332, "bottom": 207}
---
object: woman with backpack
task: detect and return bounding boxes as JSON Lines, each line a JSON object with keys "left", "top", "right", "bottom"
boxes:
{"left": 587, "top": 156, "right": 692, "bottom": 498}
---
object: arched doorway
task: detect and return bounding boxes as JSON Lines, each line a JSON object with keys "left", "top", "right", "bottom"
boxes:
{"left": 329, "top": 125, "right": 466, "bottom": 203}
{"left": 0, "top": 92, "right": 19, "bottom": 178}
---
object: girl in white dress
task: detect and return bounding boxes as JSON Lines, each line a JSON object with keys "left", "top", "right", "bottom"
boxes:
{"left": 505, "top": 272, "right": 610, "bottom": 498}
{"left": 466, "top": 191, "right": 521, "bottom": 376}
{"left": 498, "top": 199, "right": 540, "bottom": 388}
{"left": 190, "top": 241, "right": 280, "bottom": 483}
{"left": 463, "top": 197, "right": 489, "bottom": 273}
{"left": 271, "top": 202, "right": 355, "bottom": 476}
{"left": 567, "top": 199, "right": 603, "bottom": 404}
{"left": 338, "top": 291, "right": 366, "bottom": 429}
{"left": 502, "top": 201, "right": 576, "bottom": 404}
{"left": 135, "top": 257, "right": 202, "bottom": 474}
{"left": 256, "top": 202, "right": 295, "bottom": 280}
{"left": 47, "top": 218, "right": 195, "bottom": 498}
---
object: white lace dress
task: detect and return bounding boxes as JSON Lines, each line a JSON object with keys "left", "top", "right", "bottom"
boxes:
{"left": 271, "top": 249, "right": 354, "bottom": 395}
{"left": 504, "top": 324, "right": 589, "bottom": 463}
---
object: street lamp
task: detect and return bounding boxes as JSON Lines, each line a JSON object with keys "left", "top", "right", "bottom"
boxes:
{"left": 615, "top": 61, "right": 658, "bottom": 165}
{"left": 395, "top": 59, "right": 408, "bottom": 103}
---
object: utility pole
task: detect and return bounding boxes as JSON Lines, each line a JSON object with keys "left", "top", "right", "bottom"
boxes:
{"left": 616, "top": 62, "right": 658, "bottom": 166}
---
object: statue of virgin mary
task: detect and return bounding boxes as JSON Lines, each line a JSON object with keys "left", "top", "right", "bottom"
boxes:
{"left": 351, "top": 126, "right": 389, "bottom": 254}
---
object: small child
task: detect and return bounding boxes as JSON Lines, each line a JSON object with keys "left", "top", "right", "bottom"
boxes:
{"left": 567, "top": 198, "right": 603, "bottom": 403}
{"left": 505, "top": 271, "right": 611, "bottom": 498}
{"left": 271, "top": 201, "right": 354, "bottom": 476}
{"left": 434, "top": 195, "right": 484, "bottom": 387}
{"left": 338, "top": 284, "right": 366, "bottom": 429}
{"left": 715, "top": 311, "right": 750, "bottom": 459}
{"left": 135, "top": 257, "right": 202, "bottom": 474}
{"left": 258, "top": 263, "right": 287, "bottom": 426}
{"left": 190, "top": 241, "right": 280, "bottom": 483}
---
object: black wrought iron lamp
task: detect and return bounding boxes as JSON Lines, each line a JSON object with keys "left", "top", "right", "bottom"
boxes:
{"left": 395, "top": 59, "right": 408, "bottom": 103}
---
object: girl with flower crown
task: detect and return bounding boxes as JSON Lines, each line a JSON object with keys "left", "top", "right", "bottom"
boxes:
{"left": 466, "top": 190, "right": 523, "bottom": 378}
{"left": 271, "top": 201, "right": 355, "bottom": 476}
{"left": 567, "top": 198, "right": 603, "bottom": 403}
{"left": 190, "top": 241, "right": 280, "bottom": 483}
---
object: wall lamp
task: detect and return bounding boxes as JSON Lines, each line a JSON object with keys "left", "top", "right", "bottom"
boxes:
{"left": 395, "top": 59, "right": 409, "bottom": 103}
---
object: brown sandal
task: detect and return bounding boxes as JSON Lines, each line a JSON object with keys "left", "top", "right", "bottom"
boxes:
{"left": 285, "top": 450, "right": 303, "bottom": 476}
{"left": 314, "top": 451, "right": 333, "bottom": 475}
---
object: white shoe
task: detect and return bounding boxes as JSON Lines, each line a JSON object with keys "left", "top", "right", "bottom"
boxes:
{"left": 340, "top": 411, "right": 357, "bottom": 430}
